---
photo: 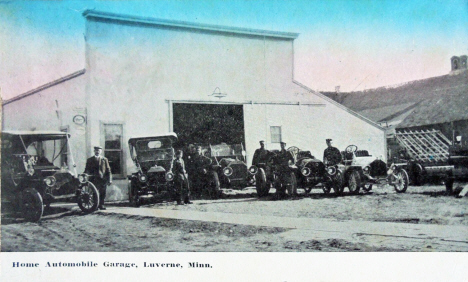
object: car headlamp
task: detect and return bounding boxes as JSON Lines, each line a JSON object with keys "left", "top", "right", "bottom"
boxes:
{"left": 248, "top": 166, "right": 258, "bottom": 175}
{"left": 363, "top": 166, "right": 370, "bottom": 174}
{"left": 44, "top": 176, "right": 56, "bottom": 187}
{"left": 78, "top": 174, "right": 89, "bottom": 183}
{"left": 326, "top": 166, "right": 336, "bottom": 176}
{"left": 165, "top": 172, "right": 174, "bottom": 181}
{"left": 223, "top": 167, "right": 233, "bottom": 177}
{"left": 301, "top": 167, "right": 311, "bottom": 177}
{"left": 138, "top": 174, "right": 147, "bottom": 183}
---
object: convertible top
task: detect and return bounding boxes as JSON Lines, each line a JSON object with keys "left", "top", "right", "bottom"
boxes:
{"left": 2, "top": 130, "right": 70, "bottom": 140}
{"left": 128, "top": 132, "right": 178, "bottom": 146}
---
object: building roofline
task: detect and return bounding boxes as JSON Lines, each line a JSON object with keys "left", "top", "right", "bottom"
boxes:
{"left": 292, "top": 80, "right": 385, "bottom": 131}
{"left": 83, "top": 10, "right": 299, "bottom": 40}
{"left": 2, "top": 69, "right": 86, "bottom": 106}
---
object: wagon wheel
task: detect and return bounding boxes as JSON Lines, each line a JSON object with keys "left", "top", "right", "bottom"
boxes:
{"left": 348, "top": 171, "right": 361, "bottom": 195}
{"left": 21, "top": 188, "right": 44, "bottom": 222}
{"left": 77, "top": 182, "right": 100, "bottom": 213}
{"left": 393, "top": 169, "right": 409, "bottom": 193}
{"left": 256, "top": 168, "right": 270, "bottom": 197}
{"left": 333, "top": 170, "right": 344, "bottom": 196}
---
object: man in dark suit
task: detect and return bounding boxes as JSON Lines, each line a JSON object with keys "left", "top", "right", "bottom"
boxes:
{"left": 84, "top": 146, "right": 112, "bottom": 210}
{"left": 252, "top": 140, "right": 269, "bottom": 166}
{"left": 323, "top": 138, "right": 342, "bottom": 166}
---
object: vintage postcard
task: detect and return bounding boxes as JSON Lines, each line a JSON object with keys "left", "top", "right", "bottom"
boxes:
{"left": 1, "top": 0, "right": 467, "bottom": 281}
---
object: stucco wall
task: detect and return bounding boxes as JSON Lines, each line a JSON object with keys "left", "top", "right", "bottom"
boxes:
{"left": 2, "top": 74, "right": 88, "bottom": 174}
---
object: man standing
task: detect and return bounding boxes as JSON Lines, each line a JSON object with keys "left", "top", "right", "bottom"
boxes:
{"left": 323, "top": 139, "right": 342, "bottom": 166}
{"left": 275, "top": 141, "right": 295, "bottom": 199}
{"left": 84, "top": 146, "right": 112, "bottom": 210}
{"left": 188, "top": 146, "right": 213, "bottom": 197}
{"left": 173, "top": 150, "right": 191, "bottom": 205}
{"left": 252, "top": 140, "right": 269, "bottom": 166}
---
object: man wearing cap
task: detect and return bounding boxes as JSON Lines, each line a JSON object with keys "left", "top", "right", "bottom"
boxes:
{"left": 275, "top": 141, "right": 296, "bottom": 199}
{"left": 252, "top": 140, "right": 270, "bottom": 166}
{"left": 189, "top": 146, "right": 214, "bottom": 198}
{"left": 323, "top": 139, "right": 342, "bottom": 166}
{"left": 84, "top": 146, "right": 112, "bottom": 210}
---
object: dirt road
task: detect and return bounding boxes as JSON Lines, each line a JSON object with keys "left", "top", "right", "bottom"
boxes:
{"left": 2, "top": 184, "right": 467, "bottom": 252}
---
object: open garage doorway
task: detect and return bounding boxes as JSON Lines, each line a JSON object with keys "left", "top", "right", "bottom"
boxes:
{"left": 173, "top": 103, "right": 245, "bottom": 147}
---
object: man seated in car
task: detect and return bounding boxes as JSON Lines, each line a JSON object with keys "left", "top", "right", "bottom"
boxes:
{"left": 323, "top": 138, "right": 342, "bottom": 166}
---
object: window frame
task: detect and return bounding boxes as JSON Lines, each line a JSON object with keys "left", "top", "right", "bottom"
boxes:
{"left": 270, "top": 126, "right": 282, "bottom": 144}
{"left": 100, "top": 121, "right": 125, "bottom": 179}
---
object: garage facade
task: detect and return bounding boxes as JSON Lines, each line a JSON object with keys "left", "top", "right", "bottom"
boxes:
{"left": 2, "top": 10, "right": 385, "bottom": 200}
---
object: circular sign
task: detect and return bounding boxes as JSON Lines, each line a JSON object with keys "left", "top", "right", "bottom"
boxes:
{"left": 73, "top": 115, "right": 86, "bottom": 125}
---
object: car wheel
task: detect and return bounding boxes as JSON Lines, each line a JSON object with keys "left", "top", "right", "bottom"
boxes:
{"left": 77, "top": 182, "right": 100, "bottom": 213}
{"left": 128, "top": 181, "right": 140, "bottom": 207}
{"left": 210, "top": 171, "right": 221, "bottom": 199}
{"left": 288, "top": 172, "right": 297, "bottom": 196}
{"left": 333, "top": 170, "right": 344, "bottom": 196}
{"left": 348, "top": 171, "right": 361, "bottom": 195}
{"left": 21, "top": 188, "right": 43, "bottom": 222}
{"left": 393, "top": 169, "right": 409, "bottom": 193}
{"left": 256, "top": 168, "right": 270, "bottom": 197}
{"left": 362, "top": 183, "right": 373, "bottom": 192}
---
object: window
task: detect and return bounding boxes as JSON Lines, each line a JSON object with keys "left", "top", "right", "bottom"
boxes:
{"left": 270, "top": 126, "right": 282, "bottom": 143}
{"left": 102, "top": 123, "right": 124, "bottom": 177}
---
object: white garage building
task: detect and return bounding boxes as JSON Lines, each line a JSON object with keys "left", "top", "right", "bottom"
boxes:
{"left": 3, "top": 10, "right": 385, "bottom": 200}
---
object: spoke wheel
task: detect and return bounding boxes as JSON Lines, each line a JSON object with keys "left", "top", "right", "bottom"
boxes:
{"left": 333, "top": 171, "right": 344, "bottom": 196}
{"left": 77, "top": 182, "right": 100, "bottom": 213}
{"left": 21, "top": 188, "right": 43, "bottom": 222}
{"left": 348, "top": 171, "right": 361, "bottom": 195}
{"left": 393, "top": 169, "right": 409, "bottom": 193}
{"left": 256, "top": 168, "right": 270, "bottom": 197}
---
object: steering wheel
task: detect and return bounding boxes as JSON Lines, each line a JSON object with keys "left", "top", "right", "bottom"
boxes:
{"left": 287, "top": 146, "right": 300, "bottom": 161}
{"left": 345, "top": 145, "right": 358, "bottom": 153}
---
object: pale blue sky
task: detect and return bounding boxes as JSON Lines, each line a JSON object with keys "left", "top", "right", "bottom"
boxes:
{"left": 1, "top": 0, "right": 467, "bottom": 99}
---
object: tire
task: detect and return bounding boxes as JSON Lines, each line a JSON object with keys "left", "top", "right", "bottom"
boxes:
{"left": 210, "top": 171, "right": 221, "bottom": 199}
{"left": 348, "top": 171, "right": 361, "bottom": 195}
{"left": 393, "top": 169, "right": 409, "bottom": 193}
{"left": 21, "top": 188, "right": 43, "bottom": 222}
{"left": 445, "top": 178, "right": 454, "bottom": 194}
{"left": 77, "top": 182, "right": 100, "bottom": 213}
{"left": 288, "top": 172, "right": 297, "bottom": 196}
{"left": 362, "top": 183, "right": 373, "bottom": 192}
{"left": 256, "top": 168, "right": 270, "bottom": 197}
{"left": 333, "top": 170, "right": 344, "bottom": 196}
{"left": 128, "top": 181, "right": 140, "bottom": 207}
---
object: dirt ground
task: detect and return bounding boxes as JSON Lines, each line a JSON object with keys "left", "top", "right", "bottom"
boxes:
{"left": 2, "top": 184, "right": 467, "bottom": 252}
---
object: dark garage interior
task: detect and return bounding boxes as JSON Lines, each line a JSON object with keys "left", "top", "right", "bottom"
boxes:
{"left": 173, "top": 103, "right": 245, "bottom": 147}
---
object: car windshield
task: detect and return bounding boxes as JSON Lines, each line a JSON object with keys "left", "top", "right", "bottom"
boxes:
{"left": 133, "top": 138, "right": 174, "bottom": 162}
{"left": 5, "top": 135, "right": 69, "bottom": 168}
{"left": 209, "top": 144, "right": 244, "bottom": 157}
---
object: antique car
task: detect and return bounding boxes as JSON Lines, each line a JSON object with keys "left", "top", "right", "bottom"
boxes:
{"left": 1, "top": 131, "right": 100, "bottom": 222}
{"left": 204, "top": 143, "right": 254, "bottom": 188}
{"left": 127, "top": 133, "right": 177, "bottom": 206}
{"left": 287, "top": 146, "right": 344, "bottom": 195}
{"left": 341, "top": 145, "right": 409, "bottom": 193}
{"left": 445, "top": 143, "right": 468, "bottom": 196}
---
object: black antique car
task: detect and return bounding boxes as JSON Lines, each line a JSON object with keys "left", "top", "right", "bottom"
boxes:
{"left": 127, "top": 133, "right": 177, "bottom": 206}
{"left": 288, "top": 146, "right": 344, "bottom": 195}
{"left": 204, "top": 143, "right": 254, "bottom": 188}
{"left": 1, "top": 131, "right": 100, "bottom": 222}
{"left": 445, "top": 143, "right": 468, "bottom": 196}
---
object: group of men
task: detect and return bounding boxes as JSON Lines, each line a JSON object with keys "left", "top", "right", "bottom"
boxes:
{"left": 251, "top": 138, "right": 342, "bottom": 199}
{"left": 84, "top": 138, "right": 342, "bottom": 207}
